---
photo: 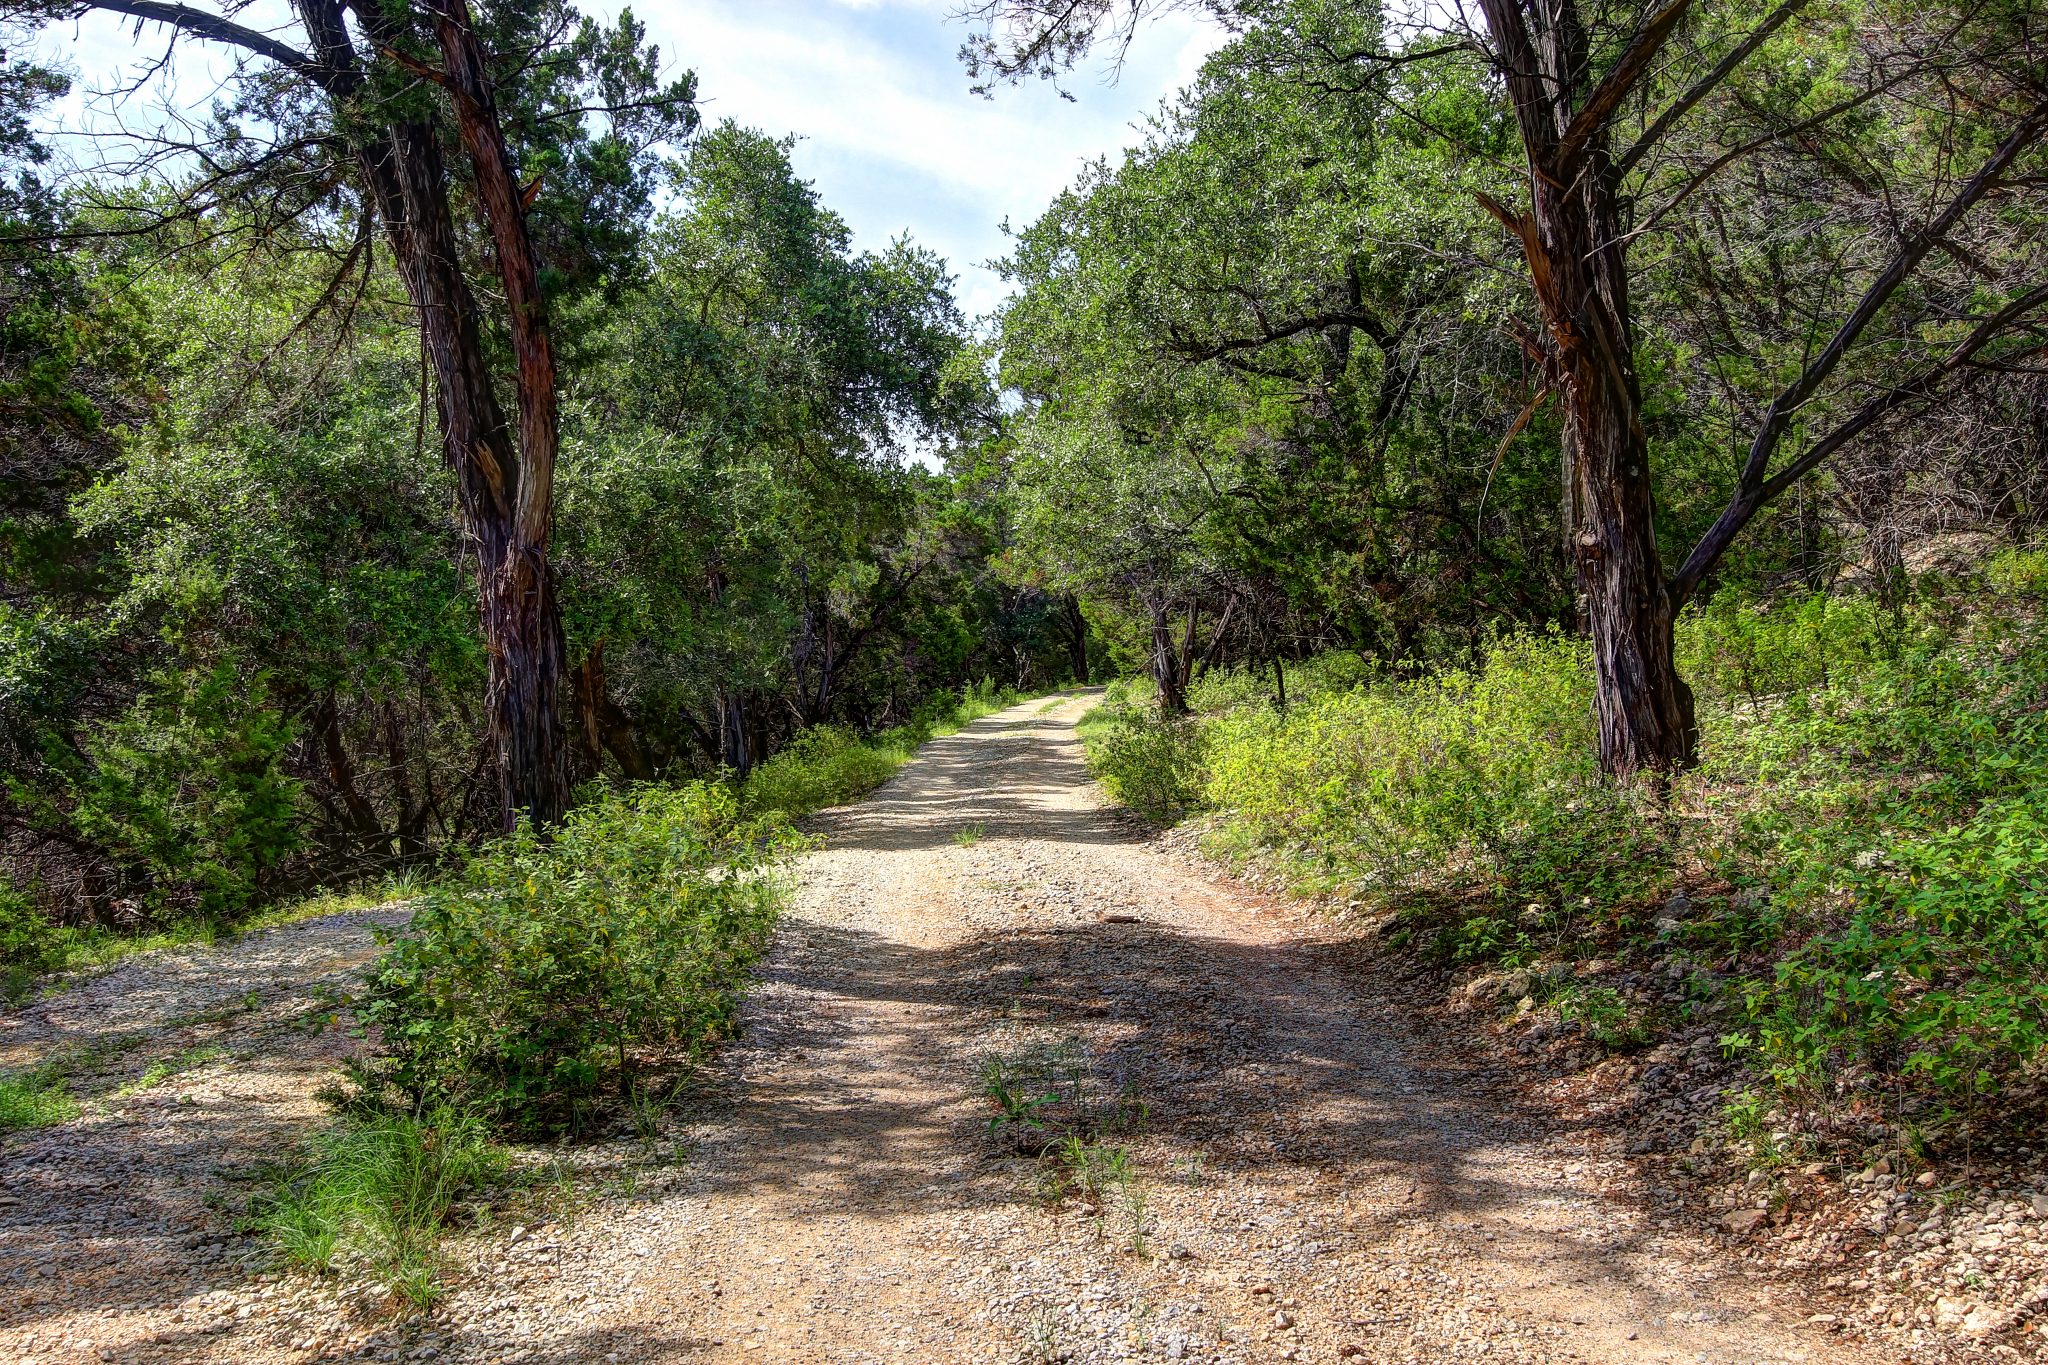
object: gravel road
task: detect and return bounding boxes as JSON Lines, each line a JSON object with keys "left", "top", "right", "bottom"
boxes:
{"left": 2, "top": 692, "right": 1882, "bottom": 1364}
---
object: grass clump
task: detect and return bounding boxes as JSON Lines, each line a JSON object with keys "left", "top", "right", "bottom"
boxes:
{"left": 115, "top": 1043, "right": 230, "bottom": 1097}
{"left": 258, "top": 1106, "right": 503, "bottom": 1308}
{"left": 359, "top": 782, "right": 800, "bottom": 1136}
{"left": 0, "top": 1062, "right": 81, "bottom": 1132}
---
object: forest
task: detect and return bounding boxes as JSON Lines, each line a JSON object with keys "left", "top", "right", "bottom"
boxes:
{"left": 2, "top": 0, "right": 2047, "bottom": 1357}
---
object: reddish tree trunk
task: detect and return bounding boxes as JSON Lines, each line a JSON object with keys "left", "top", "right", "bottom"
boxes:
{"left": 1478, "top": 0, "right": 1698, "bottom": 776}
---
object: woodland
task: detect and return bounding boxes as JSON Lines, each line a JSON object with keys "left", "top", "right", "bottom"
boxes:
{"left": 1, "top": 0, "right": 2047, "bottom": 1271}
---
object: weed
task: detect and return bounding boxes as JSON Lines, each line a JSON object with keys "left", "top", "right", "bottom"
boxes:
{"left": 1121, "top": 1178, "right": 1153, "bottom": 1256}
{"left": 954, "top": 823, "right": 988, "bottom": 847}
{"left": 1041, "top": 1135, "right": 1133, "bottom": 1204}
{"left": 0, "top": 1064, "right": 80, "bottom": 1132}
{"left": 1548, "top": 982, "right": 1648, "bottom": 1050}
{"left": 1023, "top": 1307, "right": 1066, "bottom": 1364}
{"left": 257, "top": 1106, "right": 503, "bottom": 1309}
{"left": 115, "top": 1043, "right": 229, "bottom": 1097}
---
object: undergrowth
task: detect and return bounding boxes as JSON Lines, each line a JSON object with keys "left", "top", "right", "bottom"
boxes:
{"left": 741, "top": 679, "right": 1021, "bottom": 819}
{"left": 1080, "top": 552, "right": 2048, "bottom": 1151}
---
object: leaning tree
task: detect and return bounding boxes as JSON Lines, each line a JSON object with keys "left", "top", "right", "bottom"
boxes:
{"left": 12, "top": 0, "right": 695, "bottom": 827}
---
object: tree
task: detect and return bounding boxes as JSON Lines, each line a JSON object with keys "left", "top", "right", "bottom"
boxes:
{"left": 20, "top": 0, "right": 695, "bottom": 826}
{"left": 964, "top": 0, "right": 2048, "bottom": 775}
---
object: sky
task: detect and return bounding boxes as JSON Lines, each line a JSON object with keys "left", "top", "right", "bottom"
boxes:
{"left": 38, "top": 0, "right": 1222, "bottom": 322}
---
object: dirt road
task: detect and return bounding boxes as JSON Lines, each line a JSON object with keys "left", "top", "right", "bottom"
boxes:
{"left": 2, "top": 691, "right": 1877, "bottom": 1364}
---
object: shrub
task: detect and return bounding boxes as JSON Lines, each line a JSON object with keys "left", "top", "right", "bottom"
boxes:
{"left": 741, "top": 680, "right": 1023, "bottom": 820}
{"left": 742, "top": 725, "right": 902, "bottom": 817}
{"left": 1720, "top": 620, "right": 2048, "bottom": 1102}
{"left": 1678, "top": 590, "right": 1888, "bottom": 708}
{"left": 1088, "top": 704, "right": 1208, "bottom": 823}
{"left": 56, "top": 663, "right": 301, "bottom": 919}
{"left": 0, "top": 880, "right": 61, "bottom": 995}
{"left": 359, "top": 783, "right": 799, "bottom": 1134}
{"left": 1199, "top": 631, "right": 1663, "bottom": 909}
{"left": 259, "top": 1106, "right": 502, "bottom": 1307}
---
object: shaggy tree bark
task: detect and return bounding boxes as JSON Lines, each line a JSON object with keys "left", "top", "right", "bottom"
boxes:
{"left": 1475, "top": 0, "right": 1700, "bottom": 775}
{"left": 1472, "top": 0, "right": 2047, "bottom": 775}
{"left": 76, "top": 0, "right": 574, "bottom": 829}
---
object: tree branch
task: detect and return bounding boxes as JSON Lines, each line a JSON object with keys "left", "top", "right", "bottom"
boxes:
{"left": 1555, "top": 0, "right": 1691, "bottom": 174}
{"left": 1617, "top": 0, "right": 1808, "bottom": 175}
{"left": 76, "top": 0, "right": 312, "bottom": 71}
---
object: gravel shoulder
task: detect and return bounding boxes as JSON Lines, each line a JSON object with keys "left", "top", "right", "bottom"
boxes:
{"left": 3, "top": 693, "right": 1885, "bottom": 1364}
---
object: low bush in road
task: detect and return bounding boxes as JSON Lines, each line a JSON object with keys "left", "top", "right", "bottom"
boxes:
{"left": 358, "top": 782, "right": 801, "bottom": 1136}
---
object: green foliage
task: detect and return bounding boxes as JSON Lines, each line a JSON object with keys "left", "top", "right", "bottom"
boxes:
{"left": 258, "top": 1106, "right": 504, "bottom": 1308}
{"left": 0, "top": 1060, "right": 79, "bottom": 1132}
{"left": 1089, "top": 581, "right": 2048, "bottom": 1120}
{"left": 359, "top": 784, "right": 799, "bottom": 1134}
{"left": 0, "top": 878, "right": 60, "bottom": 991}
{"left": 1196, "top": 632, "right": 1664, "bottom": 912}
{"left": 741, "top": 726, "right": 904, "bottom": 819}
{"left": 56, "top": 664, "right": 302, "bottom": 918}
{"left": 741, "top": 681, "right": 1022, "bottom": 819}
{"left": 1678, "top": 592, "right": 1887, "bottom": 707}
{"left": 1717, "top": 612, "right": 2048, "bottom": 1103}
{"left": 1082, "top": 682, "right": 1209, "bottom": 823}
{"left": 1548, "top": 982, "right": 1648, "bottom": 1051}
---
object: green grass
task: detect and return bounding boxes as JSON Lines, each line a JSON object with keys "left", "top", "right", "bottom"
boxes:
{"left": 741, "top": 679, "right": 1024, "bottom": 820}
{"left": 114, "top": 1043, "right": 230, "bottom": 1098}
{"left": 4, "top": 868, "right": 429, "bottom": 1004}
{"left": 953, "top": 823, "right": 988, "bottom": 847}
{"left": 0, "top": 1064, "right": 81, "bottom": 1132}
{"left": 257, "top": 1106, "right": 504, "bottom": 1308}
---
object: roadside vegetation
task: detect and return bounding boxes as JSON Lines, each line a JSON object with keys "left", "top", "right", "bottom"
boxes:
{"left": 1083, "top": 554, "right": 2048, "bottom": 1164}
{"left": 5, "top": 0, "right": 2046, "bottom": 1327}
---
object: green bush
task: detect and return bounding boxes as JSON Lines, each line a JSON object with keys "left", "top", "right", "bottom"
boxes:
{"left": 359, "top": 783, "right": 799, "bottom": 1134}
{"left": 1087, "top": 703, "right": 1209, "bottom": 823}
{"left": 0, "top": 881, "right": 61, "bottom": 994}
{"left": 259, "top": 1106, "right": 502, "bottom": 1307}
{"left": 743, "top": 725, "right": 904, "bottom": 818}
{"left": 1199, "top": 631, "right": 1662, "bottom": 909}
{"left": 56, "top": 663, "right": 301, "bottom": 919}
{"left": 1717, "top": 617, "right": 2048, "bottom": 1102}
{"left": 1679, "top": 591, "right": 1888, "bottom": 708}
{"left": 1090, "top": 582, "right": 2048, "bottom": 1122}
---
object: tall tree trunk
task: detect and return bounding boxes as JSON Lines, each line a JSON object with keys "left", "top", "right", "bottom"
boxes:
{"left": 1149, "top": 599, "right": 1189, "bottom": 716}
{"left": 719, "top": 690, "right": 752, "bottom": 776}
{"left": 1478, "top": 0, "right": 1698, "bottom": 776}
{"left": 301, "top": 0, "right": 570, "bottom": 831}
{"left": 1062, "top": 594, "right": 1089, "bottom": 683}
